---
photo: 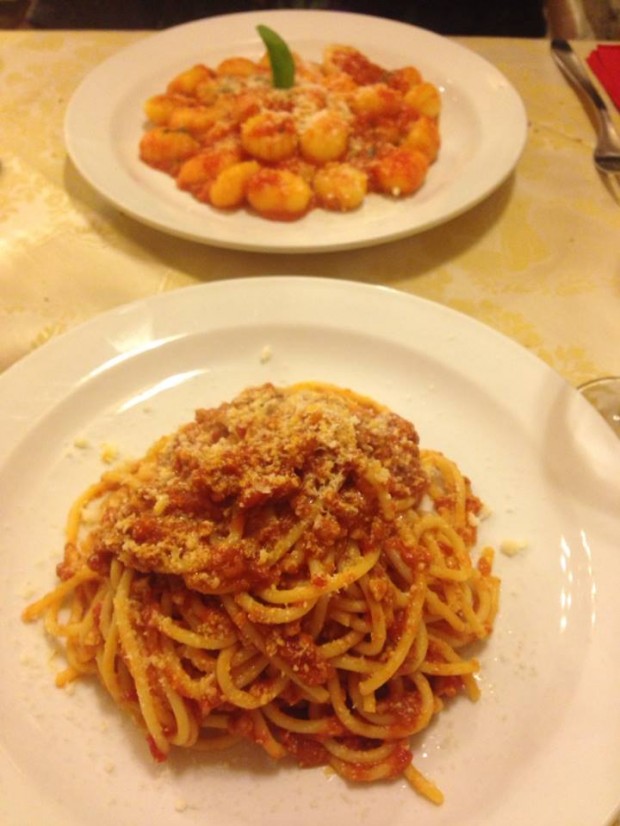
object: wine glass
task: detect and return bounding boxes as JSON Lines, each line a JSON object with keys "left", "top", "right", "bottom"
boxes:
{"left": 578, "top": 377, "right": 620, "bottom": 438}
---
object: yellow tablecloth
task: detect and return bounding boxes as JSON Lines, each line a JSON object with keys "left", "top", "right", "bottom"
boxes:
{"left": 0, "top": 29, "right": 619, "bottom": 825}
{"left": 1, "top": 31, "right": 619, "bottom": 388}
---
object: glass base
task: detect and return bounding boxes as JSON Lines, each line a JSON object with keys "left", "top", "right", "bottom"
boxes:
{"left": 578, "top": 377, "right": 620, "bottom": 438}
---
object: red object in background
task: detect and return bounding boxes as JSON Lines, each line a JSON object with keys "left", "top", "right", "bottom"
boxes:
{"left": 587, "top": 45, "right": 620, "bottom": 111}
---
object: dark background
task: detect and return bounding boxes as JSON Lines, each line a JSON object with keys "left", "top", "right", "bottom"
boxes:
{"left": 27, "top": 0, "right": 547, "bottom": 37}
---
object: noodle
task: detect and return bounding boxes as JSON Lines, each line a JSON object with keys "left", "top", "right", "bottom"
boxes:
{"left": 23, "top": 382, "right": 500, "bottom": 803}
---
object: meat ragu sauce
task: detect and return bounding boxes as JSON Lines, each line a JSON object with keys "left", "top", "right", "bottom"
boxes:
{"left": 88, "top": 382, "right": 427, "bottom": 594}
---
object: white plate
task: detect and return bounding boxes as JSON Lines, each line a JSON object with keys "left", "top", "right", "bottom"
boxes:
{"left": 64, "top": 10, "right": 527, "bottom": 253}
{"left": 1, "top": 278, "right": 619, "bottom": 826}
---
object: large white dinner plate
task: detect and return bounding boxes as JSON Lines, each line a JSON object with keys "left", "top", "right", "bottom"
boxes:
{"left": 64, "top": 10, "right": 527, "bottom": 253}
{"left": 1, "top": 278, "right": 618, "bottom": 826}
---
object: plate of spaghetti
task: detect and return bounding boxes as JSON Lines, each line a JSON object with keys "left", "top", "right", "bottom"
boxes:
{"left": 1, "top": 277, "right": 619, "bottom": 826}
{"left": 63, "top": 10, "right": 527, "bottom": 252}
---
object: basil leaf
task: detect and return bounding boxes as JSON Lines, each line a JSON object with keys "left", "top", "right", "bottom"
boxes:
{"left": 257, "top": 24, "right": 295, "bottom": 89}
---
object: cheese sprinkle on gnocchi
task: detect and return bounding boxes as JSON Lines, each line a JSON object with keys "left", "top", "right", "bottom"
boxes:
{"left": 139, "top": 41, "right": 441, "bottom": 221}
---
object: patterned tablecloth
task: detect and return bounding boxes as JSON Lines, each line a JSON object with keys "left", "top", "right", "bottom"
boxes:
{"left": 0, "top": 28, "right": 619, "bottom": 825}
{"left": 1, "top": 31, "right": 619, "bottom": 388}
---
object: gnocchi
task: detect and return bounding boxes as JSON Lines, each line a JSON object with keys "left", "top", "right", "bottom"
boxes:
{"left": 139, "top": 39, "right": 441, "bottom": 221}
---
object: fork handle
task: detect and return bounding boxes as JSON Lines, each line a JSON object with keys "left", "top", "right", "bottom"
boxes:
{"left": 551, "top": 38, "right": 609, "bottom": 117}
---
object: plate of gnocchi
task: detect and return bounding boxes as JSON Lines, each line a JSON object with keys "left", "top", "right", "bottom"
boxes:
{"left": 64, "top": 9, "right": 527, "bottom": 252}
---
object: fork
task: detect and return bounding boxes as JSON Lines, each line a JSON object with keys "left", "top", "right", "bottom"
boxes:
{"left": 551, "top": 38, "right": 620, "bottom": 175}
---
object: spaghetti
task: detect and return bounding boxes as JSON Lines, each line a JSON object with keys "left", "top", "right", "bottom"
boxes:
{"left": 23, "top": 382, "right": 500, "bottom": 804}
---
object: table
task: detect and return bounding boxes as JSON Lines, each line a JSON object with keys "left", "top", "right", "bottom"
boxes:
{"left": 1, "top": 28, "right": 619, "bottom": 826}
{"left": 1, "top": 31, "right": 619, "bottom": 390}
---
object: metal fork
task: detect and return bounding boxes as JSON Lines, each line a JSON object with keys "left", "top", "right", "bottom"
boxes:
{"left": 551, "top": 38, "right": 620, "bottom": 175}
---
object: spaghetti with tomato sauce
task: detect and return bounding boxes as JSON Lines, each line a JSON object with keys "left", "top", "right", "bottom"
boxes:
{"left": 23, "top": 382, "right": 499, "bottom": 804}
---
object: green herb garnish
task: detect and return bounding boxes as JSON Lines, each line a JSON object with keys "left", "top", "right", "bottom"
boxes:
{"left": 257, "top": 24, "right": 295, "bottom": 89}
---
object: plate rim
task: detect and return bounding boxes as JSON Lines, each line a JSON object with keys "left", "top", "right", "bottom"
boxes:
{"left": 0, "top": 277, "right": 551, "bottom": 452}
{"left": 0, "top": 275, "right": 615, "bottom": 447}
